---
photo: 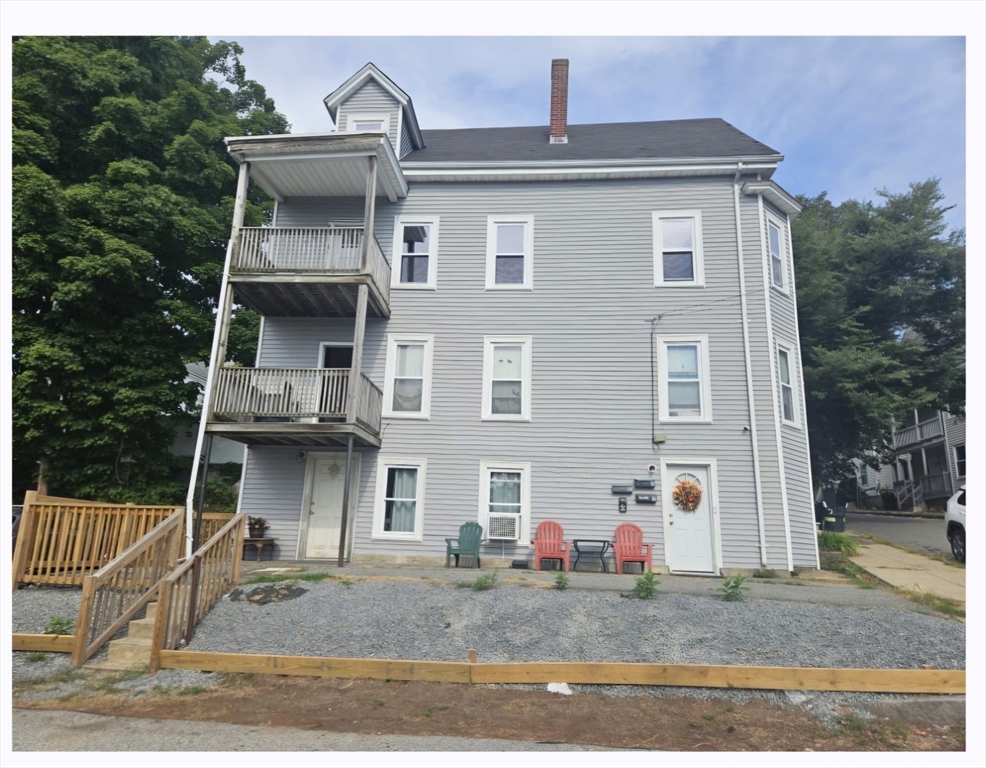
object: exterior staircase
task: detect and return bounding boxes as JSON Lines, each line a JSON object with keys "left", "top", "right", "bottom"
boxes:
{"left": 86, "top": 601, "right": 158, "bottom": 671}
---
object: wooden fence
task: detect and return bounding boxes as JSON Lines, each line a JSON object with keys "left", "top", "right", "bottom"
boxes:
{"left": 12, "top": 492, "right": 182, "bottom": 590}
{"left": 150, "top": 514, "right": 246, "bottom": 672}
{"left": 70, "top": 512, "right": 184, "bottom": 667}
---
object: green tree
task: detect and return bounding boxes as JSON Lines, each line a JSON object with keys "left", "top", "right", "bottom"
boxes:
{"left": 792, "top": 180, "right": 965, "bottom": 485}
{"left": 12, "top": 37, "right": 289, "bottom": 503}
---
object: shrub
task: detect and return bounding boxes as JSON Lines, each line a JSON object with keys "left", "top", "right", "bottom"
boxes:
{"left": 471, "top": 570, "right": 498, "bottom": 592}
{"left": 718, "top": 575, "right": 750, "bottom": 602}
{"left": 817, "top": 531, "right": 859, "bottom": 556}
{"left": 554, "top": 572, "right": 569, "bottom": 590}
{"left": 43, "top": 617, "right": 75, "bottom": 635}
{"left": 633, "top": 570, "right": 659, "bottom": 599}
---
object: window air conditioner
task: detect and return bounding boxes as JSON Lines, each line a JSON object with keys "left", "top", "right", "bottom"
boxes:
{"left": 487, "top": 513, "right": 520, "bottom": 541}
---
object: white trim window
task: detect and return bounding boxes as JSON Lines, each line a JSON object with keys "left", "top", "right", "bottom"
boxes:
{"left": 383, "top": 334, "right": 434, "bottom": 419}
{"left": 653, "top": 210, "right": 704, "bottom": 287}
{"left": 347, "top": 113, "right": 391, "bottom": 134}
{"left": 372, "top": 458, "right": 426, "bottom": 541}
{"left": 767, "top": 216, "right": 787, "bottom": 291}
{"left": 656, "top": 335, "right": 713, "bottom": 423}
{"left": 482, "top": 336, "right": 532, "bottom": 421}
{"left": 954, "top": 445, "right": 965, "bottom": 477}
{"left": 392, "top": 216, "right": 438, "bottom": 288}
{"left": 478, "top": 460, "right": 531, "bottom": 547}
{"left": 486, "top": 215, "right": 534, "bottom": 289}
{"left": 777, "top": 343, "right": 798, "bottom": 426}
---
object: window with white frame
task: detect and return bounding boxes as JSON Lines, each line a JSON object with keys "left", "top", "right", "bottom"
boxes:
{"left": 372, "top": 458, "right": 426, "bottom": 540}
{"left": 777, "top": 344, "right": 797, "bottom": 425}
{"left": 486, "top": 216, "right": 534, "bottom": 289}
{"left": 479, "top": 460, "right": 531, "bottom": 546}
{"left": 392, "top": 217, "right": 438, "bottom": 288}
{"left": 482, "top": 336, "right": 532, "bottom": 420}
{"left": 656, "top": 335, "right": 712, "bottom": 422}
{"left": 383, "top": 334, "right": 434, "bottom": 418}
{"left": 954, "top": 445, "right": 965, "bottom": 477}
{"left": 768, "top": 218, "right": 786, "bottom": 290}
{"left": 653, "top": 211, "right": 704, "bottom": 287}
{"left": 348, "top": 114, "right": 390, "bottom": 133}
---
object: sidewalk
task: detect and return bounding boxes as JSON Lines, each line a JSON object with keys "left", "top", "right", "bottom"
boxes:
{"left": 850, "top": 542, "right": 965, "bottom": 602}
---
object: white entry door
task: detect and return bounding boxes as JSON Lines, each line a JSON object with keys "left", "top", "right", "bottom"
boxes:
{"left": 664, "top": 463, "right": 717, "bottom": 573}
{"left": 304, "top": 454, "right": 360, "bottom": 559}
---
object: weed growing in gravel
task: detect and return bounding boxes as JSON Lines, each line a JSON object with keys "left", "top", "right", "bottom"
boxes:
{"left": 554, "top": 572, "right": 569, "bottom": 590}
{"left": 177, "top": 686, "right": 208, "bottom": 696}
{"left": 90, "top": 666, "right": 147, "bottom": 693}
{"left": 718, "top": 575, "right": 749, "bottom": 602}
{"left": 425, "top": 705, "right": 449, "bottom": 717}
{"left": 242, "top": 572, "right": 334, "bottom": 585}
{"left": 443, "top": 620, "right": 452, "bottom": 629}
{"left": 633, "top": 570, "right": 659, "bottom": 599}
{"left": 471, "top": 570, "right": 498, "bottom": 591}
{"left": 752, "top": 568, "right": 777, "bottom": 579}
{"left": 896, "top": 588, "right": 965, "bottom": 619}
{"left": 43, "top": 616, "right": 75, "bottom": 635}
{"left": 832, "top": 712, "right": 909, "bottom": 747}
{"left": 26, "top": 652, "right": 46, "bottom": 662}
{"left": 702, "top": 713, "right": 715, "bottom": 721}
{"left": 817, "top": 531, "right": 859, "bottom": 556}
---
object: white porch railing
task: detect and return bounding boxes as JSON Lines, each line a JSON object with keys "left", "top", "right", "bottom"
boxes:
{"left": 893, "top": 417, "right": 944, "bottom": 449}
{"left": 355, "top": 374, "right": 383, "bottom": 432}
{"left": 919, "top": 472, "right": 953, "bottom": 497}
{"left": 211, "top": 368, "right": 350, "bottom": 419}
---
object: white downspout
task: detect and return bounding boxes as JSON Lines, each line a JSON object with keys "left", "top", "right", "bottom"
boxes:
{"left": 733, "top": 164, "right": 769, "bottom": 567}
{"left": 185, "top": 161, "right": 251, "bottom": 557}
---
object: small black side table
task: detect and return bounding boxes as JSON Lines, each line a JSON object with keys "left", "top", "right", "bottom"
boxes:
{"left": 572, "top": 540, "right": 611, "bottom": 573}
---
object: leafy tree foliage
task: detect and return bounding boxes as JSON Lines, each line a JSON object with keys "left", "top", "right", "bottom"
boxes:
{"left": 12, "top": 37, "right": 288, "bottom": 502}
{"left": 792, "top": 180, "right": 965, "bottom": 484}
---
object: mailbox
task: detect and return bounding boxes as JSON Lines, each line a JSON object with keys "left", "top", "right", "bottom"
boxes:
{"left": 618, "top": 497, "right": 628, "bottom": 513}
{"left": 634, "top": 479, "right": 657, "bottom": 489}
{"left": 635, "top": 494, "right": 658, "bottom": 504}
{"left": 611, "top": 485, "right": 634, "bottom": 495}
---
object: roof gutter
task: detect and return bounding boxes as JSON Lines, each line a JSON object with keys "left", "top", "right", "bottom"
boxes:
{"left": 401, "top": 157, "right": 782, "bottom": 171}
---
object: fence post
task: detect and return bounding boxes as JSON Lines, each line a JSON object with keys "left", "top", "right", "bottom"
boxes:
{"left": 231, "top": 516, "right": 244, "bottom": 587}
{"left": 70, "top": 577, "right": 97, "bottom": 668}
{"left": 12, "top": 490, "right": 38, "bottom": 591}
{"left": 186, "top": 555, "right": 202, "bottom": 646}
{"left": 149, "top": 576, "right": 174, "bottom": 674}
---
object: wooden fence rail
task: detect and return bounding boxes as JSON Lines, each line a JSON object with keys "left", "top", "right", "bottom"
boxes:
{"left": 12, "top": 491, "right": 183, "bottom": 590}
{"left": 70, "top": 512, "right": 184, "bottom": 667}
{"left": 150, "top": 514, "right": 245, "bottom": 672}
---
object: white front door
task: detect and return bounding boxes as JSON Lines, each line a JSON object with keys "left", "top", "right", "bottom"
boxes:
{"left": 664, "top": 464, "right": 716, "bottom": 573}
{"left": 304, "top": 454, "right": 360, "bottom": 559}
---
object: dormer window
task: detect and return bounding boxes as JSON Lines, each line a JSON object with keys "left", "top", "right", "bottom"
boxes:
{"left": 348, "top": 114, "right": 390, "bottom": 134}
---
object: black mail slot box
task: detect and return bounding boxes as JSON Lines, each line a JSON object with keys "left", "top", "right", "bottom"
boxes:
{"left": 634, "top": 479, "right": 657, "bottom": 489}
{"left": 611, "top": 485, "right": 634, "bottom": 494}
{"left": 635, "top": 494, "right": 658, "bottom": 504}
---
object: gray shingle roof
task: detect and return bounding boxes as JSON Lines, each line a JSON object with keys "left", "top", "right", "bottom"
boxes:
{"left": 404, "top": 118, "right": 779, "bottom": 164}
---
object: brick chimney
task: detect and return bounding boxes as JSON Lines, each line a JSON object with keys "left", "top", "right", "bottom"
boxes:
{"left": 549, "top": 59, "right": 569, "bottom": 144}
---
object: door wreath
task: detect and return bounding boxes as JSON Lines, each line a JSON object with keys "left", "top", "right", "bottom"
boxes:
{"left": 672, "top": 475, "right": 703, "bottom": 511}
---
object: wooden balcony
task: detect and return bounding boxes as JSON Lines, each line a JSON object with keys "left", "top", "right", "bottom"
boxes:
{"left": 206, "top": 367, "right": 382, "bottom": 448}
{"left": 893, "top": 418, "right": 944, "bottom": 449}
{"left": 229, "top": 227, "right": 391, "bottom": 318}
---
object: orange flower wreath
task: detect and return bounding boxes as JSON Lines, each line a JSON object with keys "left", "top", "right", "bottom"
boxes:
{"left": 672, "top": 479, "right": 703, "bottom": 511}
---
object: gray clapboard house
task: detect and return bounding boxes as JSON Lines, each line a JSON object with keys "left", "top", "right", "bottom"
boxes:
{"left": 188, "top": 60, "right": 819, "bottom": 573}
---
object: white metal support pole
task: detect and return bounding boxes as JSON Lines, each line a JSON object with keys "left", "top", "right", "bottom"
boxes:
{"left": 185, "top": 160, "right": 251, "bottom": 557}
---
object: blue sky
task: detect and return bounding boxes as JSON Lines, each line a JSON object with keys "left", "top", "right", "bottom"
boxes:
{"left": 227, "top": 35, "right": 968, "bottom": 232}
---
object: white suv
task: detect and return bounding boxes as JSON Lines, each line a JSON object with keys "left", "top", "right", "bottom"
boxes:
{"left": 945, "top": 485, "right": 966, "bottom": 563}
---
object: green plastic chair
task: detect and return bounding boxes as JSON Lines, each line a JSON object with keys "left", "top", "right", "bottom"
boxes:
{"left": 445, "top": 522, "right": 484, "bottom": 568}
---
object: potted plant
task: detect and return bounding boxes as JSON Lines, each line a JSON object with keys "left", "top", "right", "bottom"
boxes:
{"left": 248, "top": 516, "right": 270, "bottom": 539}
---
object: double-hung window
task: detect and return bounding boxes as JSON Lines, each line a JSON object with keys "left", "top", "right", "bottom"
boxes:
{"left": 768, "top": 217, "right": 787, "bottom": 290}
{"left": 486, "top": 216, "right": 534, "bottom": 289}
{"left": 653, "top": 211, "right": 704, "bottom": 287}
{"left": 372, "top": 458, "right": 426, "bottom": 540}
{"left": 954, "top": 445, "right": 965, "bottom": 477}
{"left": 656, "top": 335, "right": 712, "bottom": 423}
{"left": 392, "top": 217, "right": 438, "bottom": 288}
{"left": 482, "top": 336, "right": 532, "bottom": 420}
{"left": 383, "top": 334, "right": 434, "bottom": 419}
{"left": 479, "top": 460, "right": 531, "bottom": 547}
{"left": 777, "top": 344, "right": 797, "bottom": 425}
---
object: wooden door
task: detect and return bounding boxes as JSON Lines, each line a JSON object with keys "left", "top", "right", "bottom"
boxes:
{"left": 665, "top": 464, "right": 716, "bottom": 573}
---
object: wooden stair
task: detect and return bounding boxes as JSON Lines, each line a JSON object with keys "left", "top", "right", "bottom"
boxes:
{"left": 86, "top": 601, "right": 158, "bottom": 672}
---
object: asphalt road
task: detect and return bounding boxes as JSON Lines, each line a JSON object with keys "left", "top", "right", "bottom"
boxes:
{"left": 845, "top": 513, "right": 950, "bottom": 557}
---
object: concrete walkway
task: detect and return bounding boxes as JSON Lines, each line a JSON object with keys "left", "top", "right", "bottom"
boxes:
{"left": 850, "top": 542, "right": 965, "bottom": 602}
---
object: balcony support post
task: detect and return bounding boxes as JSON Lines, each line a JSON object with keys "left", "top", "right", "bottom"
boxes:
{"left": 184, "top": 160, "right": 251, "bottom": 557}
{"left": 346, "top": 285, "right": 368, "bottom": 422}
{"left": 337, "top": 435, "right": 355, "bottom": 568}
{"left": 361, "top": 155, "right": 378, "bottom": 272}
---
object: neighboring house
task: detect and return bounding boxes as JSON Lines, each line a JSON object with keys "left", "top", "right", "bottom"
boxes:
{"left": 188, "top": 60, "right": 819, "bottom": 573}
{"left": 171, "top": 363, "right": 245, "bottom": 465}
{"left": 889, "top": 408, "right": 965, "bottom": 510}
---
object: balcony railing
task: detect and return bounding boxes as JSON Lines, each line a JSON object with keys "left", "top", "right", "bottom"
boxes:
{"left": 893, "top": 417, "right": 943, "bottom": 449}
{"left": 919, "top": 472, "right": 952, "bottom": 498}
{"left": 210, "top": 367, "right": 382, "bottom": 436}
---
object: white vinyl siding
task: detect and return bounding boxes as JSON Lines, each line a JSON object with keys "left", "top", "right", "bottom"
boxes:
{"left": 392, "top": 216, "right": 438, "bottom": 289}
{"left": 657, "top": 335, "right": 712, "bottom": 423}
{"left": 482, "top": 336, "right": 532, "bottom": 421}
{"left": 653, "top": 210, "right": 705, "bottom": 287}
{"left": 478, "top": 460, "right": 531, "bottom": 547}
{"left": 372, "top": 458, "right": 427, "bottom": 541}
{"left": 486, "top": 216, "right": 534, "bottom": 289}
{"left": 383, "top": 334, "right": 434, "bottom": 419}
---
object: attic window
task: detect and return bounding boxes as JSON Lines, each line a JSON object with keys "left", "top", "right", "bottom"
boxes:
{"left": 354, "top": 120, "right": 383, "bottom": 131}
{"left": 348, "top": 114, "right": 390, "bottom": 134}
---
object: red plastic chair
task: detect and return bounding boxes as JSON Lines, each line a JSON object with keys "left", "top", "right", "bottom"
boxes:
{"left": 533, "top": 521, "right": 571, "bottom": 572}
{"left": 613, "top": 523, "right": 654, "bottom": 575}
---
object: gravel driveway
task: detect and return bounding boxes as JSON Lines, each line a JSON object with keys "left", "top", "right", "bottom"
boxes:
{"left": 190, "top": 580, "right": 965, "bottom": 671}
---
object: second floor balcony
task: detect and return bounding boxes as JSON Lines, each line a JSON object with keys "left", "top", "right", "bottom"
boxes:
{"left": 230, "top": 226, "right": 391, "bottom": 318}
{"left": 893, "top": 417, "right": 944, "bottom": 450}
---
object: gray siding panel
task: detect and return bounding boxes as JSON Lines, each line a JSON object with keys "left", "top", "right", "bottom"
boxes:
{"left": 336, "top": 80, "right": 401, "bottom": 153}
{"left": 238, "top": 447, "right": 308, "bottom": 559}
{"left": 255, "top": 177, "right": 815, "bottom": 568}
{"left": 944, "top": 414, "right": 966, "bottom": 482}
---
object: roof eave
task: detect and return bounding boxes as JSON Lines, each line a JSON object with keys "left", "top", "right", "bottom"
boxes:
{"left": 400, "top": 154, "right": 783, "bottom": 170}
{"left": 742, "top": 180, "right": 803, "bottom": 217}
